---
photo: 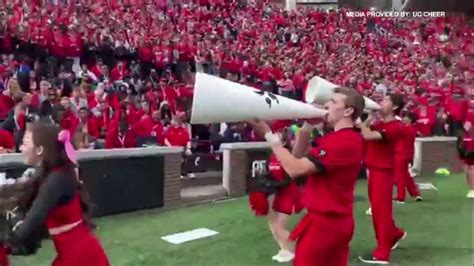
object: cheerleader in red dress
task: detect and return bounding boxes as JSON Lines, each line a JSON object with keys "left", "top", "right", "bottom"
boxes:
{"left": 458, "top": 113, "right": 474, "bottom": 198}
{"left": 0, "top": 245, "right": 7, "bottom": 266}
{"left": 6, "top": 123, "right": 110, "bottom": 266}
{"left": 249, "top": 128, "right": 302, "bottom": 263}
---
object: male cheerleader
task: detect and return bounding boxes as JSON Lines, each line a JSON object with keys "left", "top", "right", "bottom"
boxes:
{"left": 394, "top": 112, "right": 422, "bottom": 203}
{"left": 249, "top": 87, "right": 366, "bottom": 266}
{"left": 358, "top": 93, "right": 407, "bottom": 265}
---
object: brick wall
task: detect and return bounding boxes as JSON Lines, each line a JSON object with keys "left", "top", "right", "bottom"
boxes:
{"left": 419, "top": 139, "right": 464, "bottom": 177}
{"left": 227, "top": 150, "right": 248, "bottom": 197}
{"left": 163, "top": 153, "right": 183, "bottom": 207}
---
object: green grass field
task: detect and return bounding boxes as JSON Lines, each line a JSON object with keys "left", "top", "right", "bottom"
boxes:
{"left": 12, "top": 174, "right": 474, "bottom": 266}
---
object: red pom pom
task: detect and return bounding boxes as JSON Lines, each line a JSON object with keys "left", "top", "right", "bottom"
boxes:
{"left": 248, "top": 191, "right": 269, "bottom": 216}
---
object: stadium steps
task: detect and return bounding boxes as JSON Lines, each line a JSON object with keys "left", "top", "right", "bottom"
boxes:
{"left": 181, "top": 171, "right": 222, "bottom": 188}
{"left": 180, "top": 184, "right": 229, "bottom": 205}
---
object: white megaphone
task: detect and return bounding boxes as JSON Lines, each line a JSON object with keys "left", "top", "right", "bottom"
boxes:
{"left": 190, "top": 73, "right": 327, "bottom": 124}
{"left": 305, "top": 76, "right": 380, "bottom": 110}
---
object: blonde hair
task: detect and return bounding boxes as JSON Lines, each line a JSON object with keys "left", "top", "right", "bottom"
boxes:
{"left": 8, "top": 79, "right": 24, "bottom": 102}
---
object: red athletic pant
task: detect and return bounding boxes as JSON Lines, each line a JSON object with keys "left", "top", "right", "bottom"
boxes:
{"left": 394, "top": 156, "right": 420, "bottom": 201}
{"left": 368, "top": 168, "right": 405, "bottom": 260}
{"left": 290, "top": 212, "right": 354, "bottom": 266}
{"left": 0, "top": 245, "right": 9, "bottom": 266}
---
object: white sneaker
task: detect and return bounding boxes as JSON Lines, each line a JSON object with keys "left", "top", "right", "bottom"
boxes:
{"left": 365, "top": 207, "right": 372, "bottom": 216}
{"left": 467, "top": 190, "right": 474, "bottom": 198}
{"left": 187, "top": 173, "right": 196, "bottom": 178}
{"left": 272, "top": 250, "right": 284, "bottom": 261}
{"left": 272, "top": 250, "right": 294, "bottom": 263}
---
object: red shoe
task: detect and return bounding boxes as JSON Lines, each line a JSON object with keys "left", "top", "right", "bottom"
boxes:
{"left": 392, "top": 231, "right": 407, "bottom": 250}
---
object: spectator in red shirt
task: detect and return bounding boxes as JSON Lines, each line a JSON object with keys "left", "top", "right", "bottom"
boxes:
{"left": 164, "top": 115, "right": 194, "bottom": 178}
{"left": 77, "top": 107, "right": 100, "bottom": 140}
{"left": 59, "top": 97, "right": 79, "bottom": 135}
{"left": 415, "top": 105, "right": 436, "bottom": 137}
{"left": 165, "top": 115, "right": 191, "bottom": 149}
{"left": 105, "top": 108, "right": 137, "bottom": 149}
{"left": 31, "top": 80, "right": 52, "bottom": 109}
{"left": 0, "top": 128, "right": 15, "bottom": 153}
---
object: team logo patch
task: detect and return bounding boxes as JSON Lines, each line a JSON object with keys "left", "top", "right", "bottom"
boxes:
{"left": 318, "top": 149, "right": 326, "bottom": 157}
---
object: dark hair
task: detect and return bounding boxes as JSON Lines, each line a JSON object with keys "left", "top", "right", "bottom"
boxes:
{"left": 388, "top": 93, "right": 405, "bottom": 115}
{"left": 28, "top": 122, "right": 94, "bottom": 228}
{"left": 279, "top": 127, "right": 292, "bottom": 150}
{"left": 334, "top": 87, "right": 366, "bottom": 121}
{"left": 406, "top": 112, "right": 418, "bottom": 124}
{"left": 38, "top": 100, "right": 53, "bottom": 117}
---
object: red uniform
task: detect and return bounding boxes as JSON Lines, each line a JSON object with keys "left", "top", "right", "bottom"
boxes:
{"left": 290, "top": 128, "right": 364, "bottom": 266}
{"left": 267, "top": 154, "right": 302, "bottom": 215}
{"left": 364, "top": 120, "right": 406, "bottom": 261}
{"left": 0, "top": 244, "right": 8, "bottom": 266}
{"left": 460, "top": 133, "right": 474, "bottom": 165}
{"left": 461, "top": 111, "right": 474, "bottom": 165}
{"left": 47, "top": 195, "right": 109, "bottom": 266}
{"left": 394, "top": 124, "right": 420, "bottom": 201}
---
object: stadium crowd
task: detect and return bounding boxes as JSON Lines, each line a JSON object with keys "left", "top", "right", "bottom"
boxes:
{"left": 0, "top": 0, "right": 473, "bottom": 155}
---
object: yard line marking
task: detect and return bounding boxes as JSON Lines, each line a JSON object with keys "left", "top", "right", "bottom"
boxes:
{"left": 161, "top": 228, "right": 219, "bottom": 244}
{"left": 417, "top": 183, "right": 438, "bottom": 191}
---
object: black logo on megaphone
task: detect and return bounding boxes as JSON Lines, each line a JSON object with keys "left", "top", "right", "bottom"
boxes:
{"left": 254, "top": 91, "right": 280, "bottom": 108}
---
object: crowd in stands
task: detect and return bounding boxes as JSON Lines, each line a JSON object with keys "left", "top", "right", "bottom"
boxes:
{"left": 0, "top": 0, "right": 473, "bottom": 156}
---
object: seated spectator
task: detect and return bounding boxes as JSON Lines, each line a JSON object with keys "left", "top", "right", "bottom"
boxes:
{"left": 59, "top": 97, "right": 79, "bottom": 134}
{"left": 164, "top": 115, "right": 194, "bottom": 179}
{"left": 30, "top": 80, "right": 52, "bottom": 109}
{"left": 105, "top": 107, "right": 137, "bottom": 149}
{"left": 210, "top": 122, "right": 252, "bottom": 151}
{"left": 78, "top": 64, "right": 98, "bottom": 83}
{"left": 77, "top": 107, "right": 100, "bottom": 140}
{"left": 159, "top": 101, "right": 172, "bottom": 126}
{"left": 415, "top": 104, "right": 436, "bottom": 137}
{"left": 222, "top": 122, "right": 251, "bottom": 143}
{"left": 0, "top": 128, "right": 15, "bottom": 153}
{"left": 70, "top": 87, "right": 88, "bottom": 113}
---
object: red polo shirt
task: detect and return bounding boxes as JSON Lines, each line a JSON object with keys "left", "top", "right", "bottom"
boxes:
{"left": 0, "top": 129, "right": 15, "bottom": 150}
{"left": 105, "top": 126, "right": 137, "bottom": 149}
{"left": 303, "top": 128, "right": 364, "bottom": 215}
{"left": 132, "top": 115, "right": 155, "bottom": 137}
{"left": 395, "top": 124, "right": 417, "bottom": 160}
{"left": 60, "top": 110, "right": 79, "bottom": 135}
{"left": 165, "top": 126, "right": 190, "bottom": 147}
{"left": 365, "top": 120, "right": 403, "bottom": 170}
{"left": 84, "top": 117, "right": 100, "bottom": 139}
